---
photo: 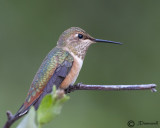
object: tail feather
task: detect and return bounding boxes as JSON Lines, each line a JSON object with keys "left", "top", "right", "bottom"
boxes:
{"left": 15, "top": 104, "right": 29, "bottom": 118}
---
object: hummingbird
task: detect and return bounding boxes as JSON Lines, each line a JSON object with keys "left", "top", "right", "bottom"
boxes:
{"left": 5, "top": 27, "right": 122, "bottom": 127}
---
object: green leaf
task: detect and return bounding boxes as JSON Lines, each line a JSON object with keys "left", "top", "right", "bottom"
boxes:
{"left": 17, "top": 107, "right": 37, "bottom": 128}
{"left": 37, "top": 94, "right": 54, "bottom": 125}
{"left": 37, "top": 86, "right": 70, "bottom": 126}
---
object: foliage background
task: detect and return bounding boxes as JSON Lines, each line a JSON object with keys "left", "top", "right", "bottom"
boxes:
{"left": 0, "top": 0, "right": 160, "bottom": 128}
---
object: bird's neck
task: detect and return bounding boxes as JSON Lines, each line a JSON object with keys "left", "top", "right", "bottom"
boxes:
{"left": 61, "top": 46, "right": 84, "bottom": 70}
{"left": 62, "top": 47, "right": 84, "bottom": 60}
{"left": 62, "top": 43, "right": 91, "bottom": 60}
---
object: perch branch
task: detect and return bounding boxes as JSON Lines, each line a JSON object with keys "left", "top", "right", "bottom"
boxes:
{"left": 3, "top": 111, "right": 26, "bottom": 128}
{"left": 65, "top": 83, "right": 157, "bottom": 93}
{"left": 4, "top": 83, "right": 157, "bottom": 128}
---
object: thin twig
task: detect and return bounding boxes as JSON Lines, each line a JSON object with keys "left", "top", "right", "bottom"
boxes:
{"left": 3, "top": 111, "right": 26, "bottom": 128}
{"left": 65, "top": 83, "right": 157, "bottom": 93}
{"left": 4, "top": 83, "right": 157, "bottom": 128}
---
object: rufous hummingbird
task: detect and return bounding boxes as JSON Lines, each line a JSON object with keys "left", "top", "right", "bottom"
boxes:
{"left": 5, "top": 27, "right": 122, "bottom": 127}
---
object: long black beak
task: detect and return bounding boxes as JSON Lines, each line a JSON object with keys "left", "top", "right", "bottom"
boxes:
{"left": 94, "top": 38, "right": 122, "bottom": 45}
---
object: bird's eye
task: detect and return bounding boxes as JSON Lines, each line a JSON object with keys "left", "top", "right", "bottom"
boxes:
{"left": 78, "top": 34, "right": 83, "bottom": 39}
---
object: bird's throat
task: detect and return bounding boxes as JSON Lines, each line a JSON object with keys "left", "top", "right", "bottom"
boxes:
{"left": 62, "top": 40, "right": 91, "bottom": 60}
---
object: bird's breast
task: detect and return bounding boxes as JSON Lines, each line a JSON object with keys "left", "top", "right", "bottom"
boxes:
{"left": 60, "top": 53, "right": 83, "bottom": 89}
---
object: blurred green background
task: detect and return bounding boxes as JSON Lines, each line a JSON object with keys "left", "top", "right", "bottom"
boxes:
{"left": 1, "top": 0, "right": 160, "bottom": 128}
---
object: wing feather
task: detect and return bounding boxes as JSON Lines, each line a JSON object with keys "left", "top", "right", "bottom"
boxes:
{"left": 16, "top": 47, "right": 73, "bottom": 116}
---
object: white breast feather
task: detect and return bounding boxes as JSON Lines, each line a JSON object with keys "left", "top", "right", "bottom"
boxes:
{"left": 70, "top": 52, "right": 83, "bottom": 85}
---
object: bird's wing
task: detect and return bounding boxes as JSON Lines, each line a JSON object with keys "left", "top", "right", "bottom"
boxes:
{"left": 16, "top": 47, "right": 73, "bottom": 116}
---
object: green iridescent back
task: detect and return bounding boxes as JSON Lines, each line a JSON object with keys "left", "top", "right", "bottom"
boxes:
{"left": 18, "top": 47, "right": 73, "bottom": 113}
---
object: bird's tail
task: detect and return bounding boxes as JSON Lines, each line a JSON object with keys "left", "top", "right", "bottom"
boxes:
{"left": 15, "top": 103, "right": 30, "bottom": 118}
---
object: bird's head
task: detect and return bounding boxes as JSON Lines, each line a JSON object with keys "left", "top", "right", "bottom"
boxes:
{"left": 57, "top": 27, "right": 122, "bottom": 59}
